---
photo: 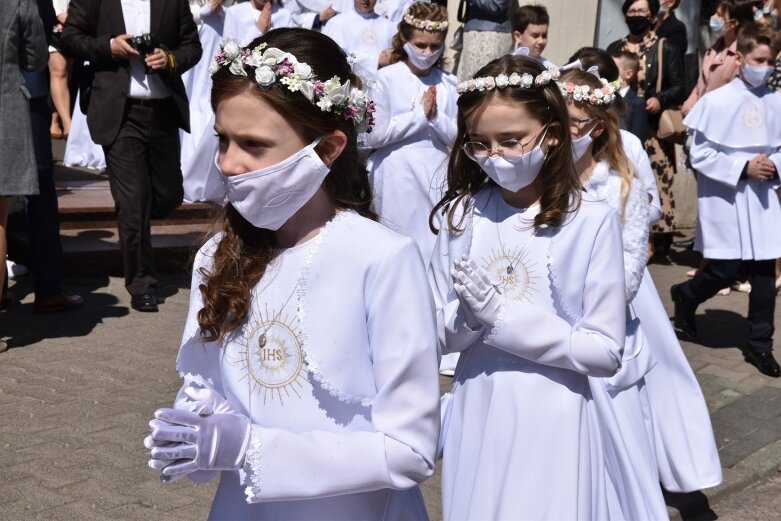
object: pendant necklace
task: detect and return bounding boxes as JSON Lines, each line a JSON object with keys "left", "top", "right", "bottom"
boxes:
{"left": 494, "top": 195, "right": 538, "bottom": 276}
{"left": 257, "top": 279, "right": 299, "bottom": 348}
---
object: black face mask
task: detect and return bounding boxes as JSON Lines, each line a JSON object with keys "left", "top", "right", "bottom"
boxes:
{"left": 625, "top": 15, "right": 653, "bottom": 35}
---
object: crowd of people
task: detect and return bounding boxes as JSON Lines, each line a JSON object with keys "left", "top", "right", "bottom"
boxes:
{"left": 3, "top": 0, "right": 781, "bottom": 518}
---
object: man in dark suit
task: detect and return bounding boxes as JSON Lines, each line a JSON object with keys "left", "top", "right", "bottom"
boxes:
{"left": 60, "top": 0, "right": 201, "bottom": 312}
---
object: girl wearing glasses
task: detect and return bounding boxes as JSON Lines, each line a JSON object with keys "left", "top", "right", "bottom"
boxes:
{"left": 429, "top": 56, "right": 626, "bottom": 520}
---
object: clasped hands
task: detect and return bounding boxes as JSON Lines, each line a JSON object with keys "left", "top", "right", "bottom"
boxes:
{"left": 144, "top": 387, "right": 251, "bottom": 483}
{"left": 747, "top": 154, "right": 777, "bottom": 182}
{"left": 451, "top": 256, "right": 506, "bottom": 330}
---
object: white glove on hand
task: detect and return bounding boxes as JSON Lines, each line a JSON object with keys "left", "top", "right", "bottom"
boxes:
{"left": 147, "top": 387, "right": 240, "bottom": 483}
{"left": 452, "top": 256, "right": 505, "bottom": 329}
{"left": 145, "top": 407, "right": 251, "bottom": 482}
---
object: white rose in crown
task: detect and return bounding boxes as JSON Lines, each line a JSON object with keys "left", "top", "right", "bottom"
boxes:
{"left": 222, "top": 40, "right": 241, "bottom": 61}
{"left": 209, "top": 60, "right": 220, "bottom": 74}
{"left": 323, "top": 76, "right": 343, "bottom": 95}
{"left": 255, "top": 65, "right": 276, "bottom": 87}
{"left": 229, "top": 59, "right": 247, "bottom": 77}
{"left": 349, "top": 88, "right": 368, "bottom": 109}
{"left": 293, "top": 62, "right": 313, "bottom": 80}
{"left": 327, "top": 80, "right": 351, "bottom": 105}
{"left": 259, "top": 47, "right": 287, "bottom": 66}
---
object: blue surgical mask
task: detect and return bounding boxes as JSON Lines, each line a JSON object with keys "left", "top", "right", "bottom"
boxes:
{"left": 709, "top": 15, "right": 725, "bottom": 37}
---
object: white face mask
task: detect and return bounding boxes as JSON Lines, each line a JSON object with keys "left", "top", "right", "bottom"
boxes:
{"left": 403, "top": 42, "right": 444, "bottom": 70}
{"left": 741, "top": 64, "right": 773, "bottom": 88}
{"left": 571, "top": 127, "right": 596, "bottom": 163}
{"left": 219, "top": 139, "right": 329, "bottom": 230}
{"left": 709, "top": 15, "right": 725, "bottom": 38}
{"left": 473, "top": 128, "right": 549, "bottom": 192}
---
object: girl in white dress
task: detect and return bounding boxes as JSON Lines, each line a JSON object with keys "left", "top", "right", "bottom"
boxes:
{"left": 431, "top": 56, "right": 626, "bottom": 520}
{"left": 367, "top": 2, "right": 455, "bottom": 260}
{"left": 144, "top": 29, "right": 439, "bottom": 520}
{"left": 563, "top": 68, "right": 668, "bottom": 521}
{"left": 223, "top": 0, "right": 294, "bottom": 46}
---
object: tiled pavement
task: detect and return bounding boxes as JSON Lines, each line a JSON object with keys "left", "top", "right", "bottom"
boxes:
{"left": 1, "top": 246, "right": 780, "bottom": 520}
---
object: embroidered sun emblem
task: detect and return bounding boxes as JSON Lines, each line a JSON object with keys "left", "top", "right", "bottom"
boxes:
{"left": 742, "top": 104, "right": 764, "bottom": 129}
{"left": 362, "top": 28, "right": 378, "bottom": 45}
{"left": 233, "top": 303, "right": 309, "bottom": 406}
{"left": 481, "top": 245, "right": 540, "bottom": 302}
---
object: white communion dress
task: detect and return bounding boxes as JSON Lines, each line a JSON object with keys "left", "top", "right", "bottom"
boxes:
{"left": 322, "top": 9, "right": 396, "bottom": 73}
{"left": 366, "top": 61, "right": 457, "bottom": 261}
{"left": 585, "top": 161, "right": 669, "bottom": 521}
{"left": 430, "top": 187, "right": 626, "bottom": 520}
{"left": 173, "top": 211, "right": 440, "bottom": 520}
{"left": 223, "top": 1, "right": 294, "bottom": 46}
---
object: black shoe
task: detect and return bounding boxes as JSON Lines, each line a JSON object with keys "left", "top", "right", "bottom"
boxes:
{"left": 745, "top": 351, "right": 781, "bottom": 378}
{"left": 670, "top": 283, "right": 697, "bottom": 338}
{"left": 131, "top": 293, "right": 159, "bottom": 312}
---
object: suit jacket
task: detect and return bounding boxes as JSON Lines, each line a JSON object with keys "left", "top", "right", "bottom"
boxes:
{"left": 60, "top": 0, "right": 202, "bottom": 145}
{"left": 621, "top": 88, "right": 648, "bottom": 143}
{"left": 0, "top": 0, "right": 47, "bottom": 196}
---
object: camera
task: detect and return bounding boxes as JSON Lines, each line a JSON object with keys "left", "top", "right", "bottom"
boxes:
{"left": 128, "top": 33, "right": 161, "bottom": 72}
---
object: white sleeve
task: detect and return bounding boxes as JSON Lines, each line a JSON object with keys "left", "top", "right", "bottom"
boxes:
{"left": 483, "top": 213, "right": 625, "bottom": 377}
{"left": 365, "top": 75, "right": 430, "bottom": 149}
{"left": 622, "top": 179, "right": 651, "bottom": 303}
{"left": 222, "top": 8, "right": 239, "bottom": 41}
{"left": 689, "top": 131, "right": 746, "bottom": 188}
{"left": 428, "top": 214, "right": 485, "bottom": 356}
{"left": 427, "top": 80, "right": 457, "bottom": 148}
{"left": 768, "top": 149, "right": 781, "bottom": 179}
{"left": 622, "top": 130, "right": 662, "bottom": 225}
{"left": 242, "top": 240, "right": 440, "bottom": 502}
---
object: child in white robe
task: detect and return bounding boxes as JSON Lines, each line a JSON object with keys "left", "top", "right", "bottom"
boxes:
{"left": 431, "top": 55, "right": 625, "bottom": 520}
{"left": 563, "top": 68, "right": 668, "bottom": 521}
{"left": 223, "top": 0, "right": 294, "bottom": 46}
{"left": 572, "top": 46, "right": 723, "bottom": 494}
{"left": 322, "top": 0, "right": 396, "bottom": 73}
{"left": 672, "top": 23, "right": 781, "bottom": 378}
{"left": 366, "top": 2, "right": 455, "bottom": 262}
{"left": 144, "top": 29, "right": 439, "bottom": 520}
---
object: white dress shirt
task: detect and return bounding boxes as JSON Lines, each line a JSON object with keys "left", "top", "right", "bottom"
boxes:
{"left": 120, "top": 0, "right": 170, "bottom": 99}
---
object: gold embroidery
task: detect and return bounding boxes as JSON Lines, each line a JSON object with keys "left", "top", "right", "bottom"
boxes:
{"left": 481, "top": 245, "right": 540, "bottom": 302}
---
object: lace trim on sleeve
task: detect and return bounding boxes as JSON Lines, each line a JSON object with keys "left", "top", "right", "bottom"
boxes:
{"left": 620, "top": 179, "right": 650, "bottom": 303}
{"left": 242, "top": 424, "right": 264, "bottom": 503}
{"left": 484, "top": 298, "right": 508, "bottom": 344}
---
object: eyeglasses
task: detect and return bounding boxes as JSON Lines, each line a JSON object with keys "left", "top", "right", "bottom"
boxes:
{"left": 569, "top": 116, "right": 597, "bottom": 133}
{"left": 462, "top": 128, "right": 547, "bottom": 159}
{"left": 626, "top": 8, "right": 651, "bottom": 16}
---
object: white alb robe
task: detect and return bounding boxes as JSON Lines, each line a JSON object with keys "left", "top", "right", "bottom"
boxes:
{"left": 174, "top": 211, "right": 440, "bottom": 520}
{"left": 366, "top": 61, "right": 457, "bottom": 260}
{"left": 180, "top": 2, "right": 226, "bottom": 202}
{"left": 620, "top": 128, "right": 663, "bottom": 226}
{"left": 322, "top": 9, "right": 396, "bottom": 73}
{"left": 223, "top": 1, "right": 294, "bottom": 46}
{"left": 63, "top": 91, "right": 106, "bottom": 171}
{"left": 685, "top": 77, "right": 781, "bottom": 260}
{"left": 431, "top": 188, "right": 626, "bottom": 520}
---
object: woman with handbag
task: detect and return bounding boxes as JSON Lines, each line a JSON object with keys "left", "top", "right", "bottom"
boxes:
{"left": 607, "top": 0, "right": 685, "bottom": 259}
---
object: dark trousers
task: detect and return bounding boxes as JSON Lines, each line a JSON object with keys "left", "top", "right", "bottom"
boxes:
{"left": 102, "top": 99, "right": 183, "bottom": 296}
{"left": 680, "top": 259, "right": 776, "bottom": 354}
{"left": 26, "top": 96, "right": 64, "bottom": 300}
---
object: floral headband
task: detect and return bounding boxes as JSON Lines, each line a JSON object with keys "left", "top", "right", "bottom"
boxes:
{"left": 456, "top": 67, "right": 560, "bottom": 95}
{"left": 557, "top": 78, "right": 622, "bottom": 106}
{"left": 210, "top": 39, "right": 376, "bottom": 133}
{"left": 402, "top": 11, "right": 448, "bottom": 31}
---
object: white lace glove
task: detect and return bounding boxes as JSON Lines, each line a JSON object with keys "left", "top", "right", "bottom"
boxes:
{"left": 145, "top": 388, "right": 250, "bottom": 483}
{"left": 452, "top": 256, "right": 506, "bottom": 329}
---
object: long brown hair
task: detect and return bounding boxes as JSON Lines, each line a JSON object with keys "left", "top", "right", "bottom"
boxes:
{"left": 430, "top": 56, "right": 580, "bottom": 233}
{"left": 560, "top": 69, "right": 637, "bottom": 219}
{"left": 199, "top": 28, "right": 376, "bottom": 342}
{"left": 389, "top": 2, "right": 449, "bottom": 67}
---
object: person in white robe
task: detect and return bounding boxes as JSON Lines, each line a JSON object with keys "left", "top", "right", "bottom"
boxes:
{"left": 322, "top": 0, "right": 396, "bottom": 73}
{"left": 564, "top": 68, "right": 668, "bottom": 521}
{"left": 672, "top": 25, "right": 781, "bottom": 378}
{"left": 365, "top": 1, "right": 456, "bottom": 375}
{"left": 223, "top": 0, "right": 294, "bottom": 46}
{"left": 374, "top": 0, "right": 424, "bottom": 24}
{"left": 63, "top": 81, "right": 106, "bottom": 171}
{"left": 287, "top": 0, "right": 339, "bottom": 30}
{"left": 432, "top": 57, "right": 625, "bottom": 520}
{"left": 144, "top": 29, "right": 439, "bottom": 520}
{"left": 180, "top": 0, "right": 231, "bottom": 202}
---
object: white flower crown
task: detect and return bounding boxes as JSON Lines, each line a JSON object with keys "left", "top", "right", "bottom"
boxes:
{"left": 456, "top": 67, "right": 561, "bottom": 95}
{"left": 210, "top": 39, "right": 376, "bottom": 133}
{"left": 402, "top": 12, "right": 448, "bottom": 31}
{"left": 557, "top": 78, "right": 622, "bottom": 106}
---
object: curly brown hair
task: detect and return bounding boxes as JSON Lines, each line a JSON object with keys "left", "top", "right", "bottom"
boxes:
{"left": 388, "top": 1, "right": 449, "bottom": 67}
{"left": 430, "top": 56, "right": 581, "bottom": 233}
{"left": 198, "top": 28, "right": 376, "bottom": 343}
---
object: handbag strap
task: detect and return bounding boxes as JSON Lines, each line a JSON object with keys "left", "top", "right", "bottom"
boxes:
{"left": 656, "top": 37, "right": 665, "bottom": 94}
